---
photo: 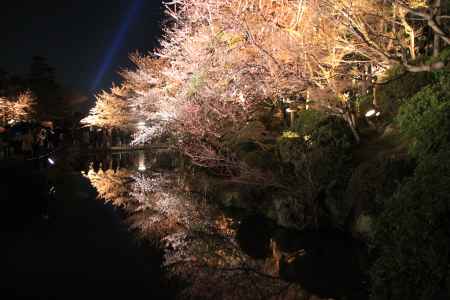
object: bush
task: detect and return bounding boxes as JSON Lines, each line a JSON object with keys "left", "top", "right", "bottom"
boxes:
{"left": 291, "top": 109, "right": 327, "bottom": 135}
{"left": 376, "top": 65, "right": 434, "bottom": 119}
{"left": 370, "top": 150, "right": 450, "bottom": 300}
{"left": 279, "top": 114, "right": 354, "bottom": 180}
{"left": 241, "top": 150, "right": 276, "bottom": 170}
{"left": 277, "top": 114, "right": 355, "bottom": 226}
{"left": 345, "top": 155, "right": 416, "bottom": 238}
{"left": 311, "top": 116, "right": 354, "bottom": 151}
{"left": 397, "top": 75, "right": 450, "bottom": 158}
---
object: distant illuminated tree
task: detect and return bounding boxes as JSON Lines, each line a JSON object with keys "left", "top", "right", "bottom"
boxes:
{"left": 81, "top": 85, "right": 133, "bottom": 128}
{"left": 0, "top": 90, "right": 35, "bottom": 125}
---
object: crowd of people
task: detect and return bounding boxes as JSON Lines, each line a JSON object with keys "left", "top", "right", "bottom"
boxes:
{"left": 74, "top": 127, "right": 133, "bottom": 149}
{"left": 0, "top": 122, "right": 63, "bottom": 160}
{"left": 0, "top": 121, "right": 135, "bottom": 161}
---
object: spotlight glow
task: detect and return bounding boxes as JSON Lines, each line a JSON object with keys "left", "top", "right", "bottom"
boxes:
{"left": 48, "top": 158, "right": 55, "bottom": 165}
{"left": 91, "top": 0, "right": 144, "bottom": 91}
{"left": 365, "top": 109, "right": 376, "bottom": 117}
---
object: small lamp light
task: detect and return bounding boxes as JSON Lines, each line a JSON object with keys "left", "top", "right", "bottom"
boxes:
{"left": 365, "top": 109, "right": 376, "bottom": 117}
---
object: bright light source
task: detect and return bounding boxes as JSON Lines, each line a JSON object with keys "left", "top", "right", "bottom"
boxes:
{"left": 365, "top": 109, "right": 376, "bottom": 117}
{"left": 286, "top": 108, "right": 296, "bottom": 113}
{"left": 48, "top": 158, "right": 55, "bottom": 165}
{"left": 376, "top": 112, "right": 381, "bottom": 117}
{"left": 8, "top": 119, "right": 15, "bottom": 125}
{"left": 138, "top": 150, "right": 146, "bottom": 171}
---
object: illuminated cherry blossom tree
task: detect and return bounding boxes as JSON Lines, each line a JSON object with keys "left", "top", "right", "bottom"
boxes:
{"left": 0, "top": 90, "right": 35, "bottom": 125}
{"left": 90, "top": 0, "right": 450, "bottom": 166}
{"left": 81, "top": 85, "right": 133, "bottom": 128}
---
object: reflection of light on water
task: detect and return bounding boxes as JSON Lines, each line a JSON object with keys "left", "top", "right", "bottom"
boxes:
{"left": 82, "top": 165, "right": 132, "bottom": 207}
{"left": 79, "top": 156, "right": 293, "bottom": 297}
{"left": 138, "top": 150, "right": 146, "bottom": 171}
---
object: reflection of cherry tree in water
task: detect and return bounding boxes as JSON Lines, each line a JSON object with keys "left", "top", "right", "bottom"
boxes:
{"left": 84, "top": 166, "right": 305, "bottom": 299}
{"left": 83, "top": 167, "right": 133, "bottom": 208}
{"left": 129, "top": 172, "right": 306, "bottom": 299}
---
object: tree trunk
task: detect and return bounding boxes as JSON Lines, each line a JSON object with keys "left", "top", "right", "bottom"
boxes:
{"left": 433, "top": 0, "right": 442, "bottom": 57}
{"left": 344, "top": 111, "right": 360, "bottom": 144}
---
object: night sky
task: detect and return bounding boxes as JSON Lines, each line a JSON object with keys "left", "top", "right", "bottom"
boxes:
{"left": 0, "top": 0, "right": 165, "bottom": 94}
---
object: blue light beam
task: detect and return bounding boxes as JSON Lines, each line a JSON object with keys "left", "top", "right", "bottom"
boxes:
{"left": 91, "top": 0, "right": 144, "bottom": 92}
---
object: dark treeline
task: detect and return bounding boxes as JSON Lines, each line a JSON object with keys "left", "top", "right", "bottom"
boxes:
{"left": 0, "top": 56, "right": 89, "bottom": 126}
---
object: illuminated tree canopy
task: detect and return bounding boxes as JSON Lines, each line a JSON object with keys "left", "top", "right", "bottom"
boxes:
{"left": 81, "top": 85, "right": 132, "bottom": 128}
{"left": 0, "top": 90, "right": 35, "bottom": 124}
{"left": 84, "top": 0, "right": 450, "bottom": 167}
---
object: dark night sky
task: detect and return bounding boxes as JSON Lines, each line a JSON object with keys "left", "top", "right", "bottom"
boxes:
{"left": 0, "top": 0, "right": 165, "bottom": 94}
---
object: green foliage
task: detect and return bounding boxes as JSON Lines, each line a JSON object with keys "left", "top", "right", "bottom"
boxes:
{"left": 354, "top": 214, "right": 373, "bottom": 238}
{"left": 355, "top": 93, "right": 373, "bottom": 115}
{"left": 291, "top": 110, "right": 327, "bottom": 135}
{"left": 280, "top": 130, "right": 299, "bottom": 139}
{"left": 278, "top": 110, "right": 328, "bottom": 166}
{"left": 241, "top": 150, "right": 276, "bottom": 170}
{"left": 277, "top": 113, "right": 355, "bottom": 225}
{"left": 279, "top": 113, "right": 354, "bottom": 180}
{"left": 397, "top": 75, "right": 450, "bottom": 158}
{"left": 310, "top": 116, "right": 354, "bottom": 151}
{"left": 277, "top": 132, "right": 306, "bottom": 166}
{"left": 425, "top": 46, "right": 450, "bottom": 65}
{"left": 370, "top": 67, "right": 450, "bottom": 300}
{"left": 376, "top": 66, "right": 434, "bottom": 119}
{"left": 383, "top": 64, "right": 406, "bottom": 80}
{"left": 370, "top": 150, "right": 450, "bottom": 300}
{"left": 346, "top": 156, "right": 416, "bottom": 219}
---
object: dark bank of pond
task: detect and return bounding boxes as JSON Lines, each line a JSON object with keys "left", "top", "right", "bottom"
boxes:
{"left": 62, "top": 149, "right": 369, "bottom": 299}
{"left": 0, "top": 156, "right": 174, "bottom": 299}
{"left": 235, "top": 214, "right": 369, "bottom": 300}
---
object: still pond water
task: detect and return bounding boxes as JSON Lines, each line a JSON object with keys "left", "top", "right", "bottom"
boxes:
{"left": 74, "top": 150, "right": 368, "bottom": 300}
{"left": 1, "top": 149, "right": 368, "bottom": 299}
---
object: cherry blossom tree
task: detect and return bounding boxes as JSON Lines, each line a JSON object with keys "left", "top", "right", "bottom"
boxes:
{"left": 81, "top": 85, "right": 133, "bottom": 128}
{"left": 92, "top": 0, "right": 450, "bottom": 166}
{"left": 0, "top": 90, "right": 35, "bottom": 125}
